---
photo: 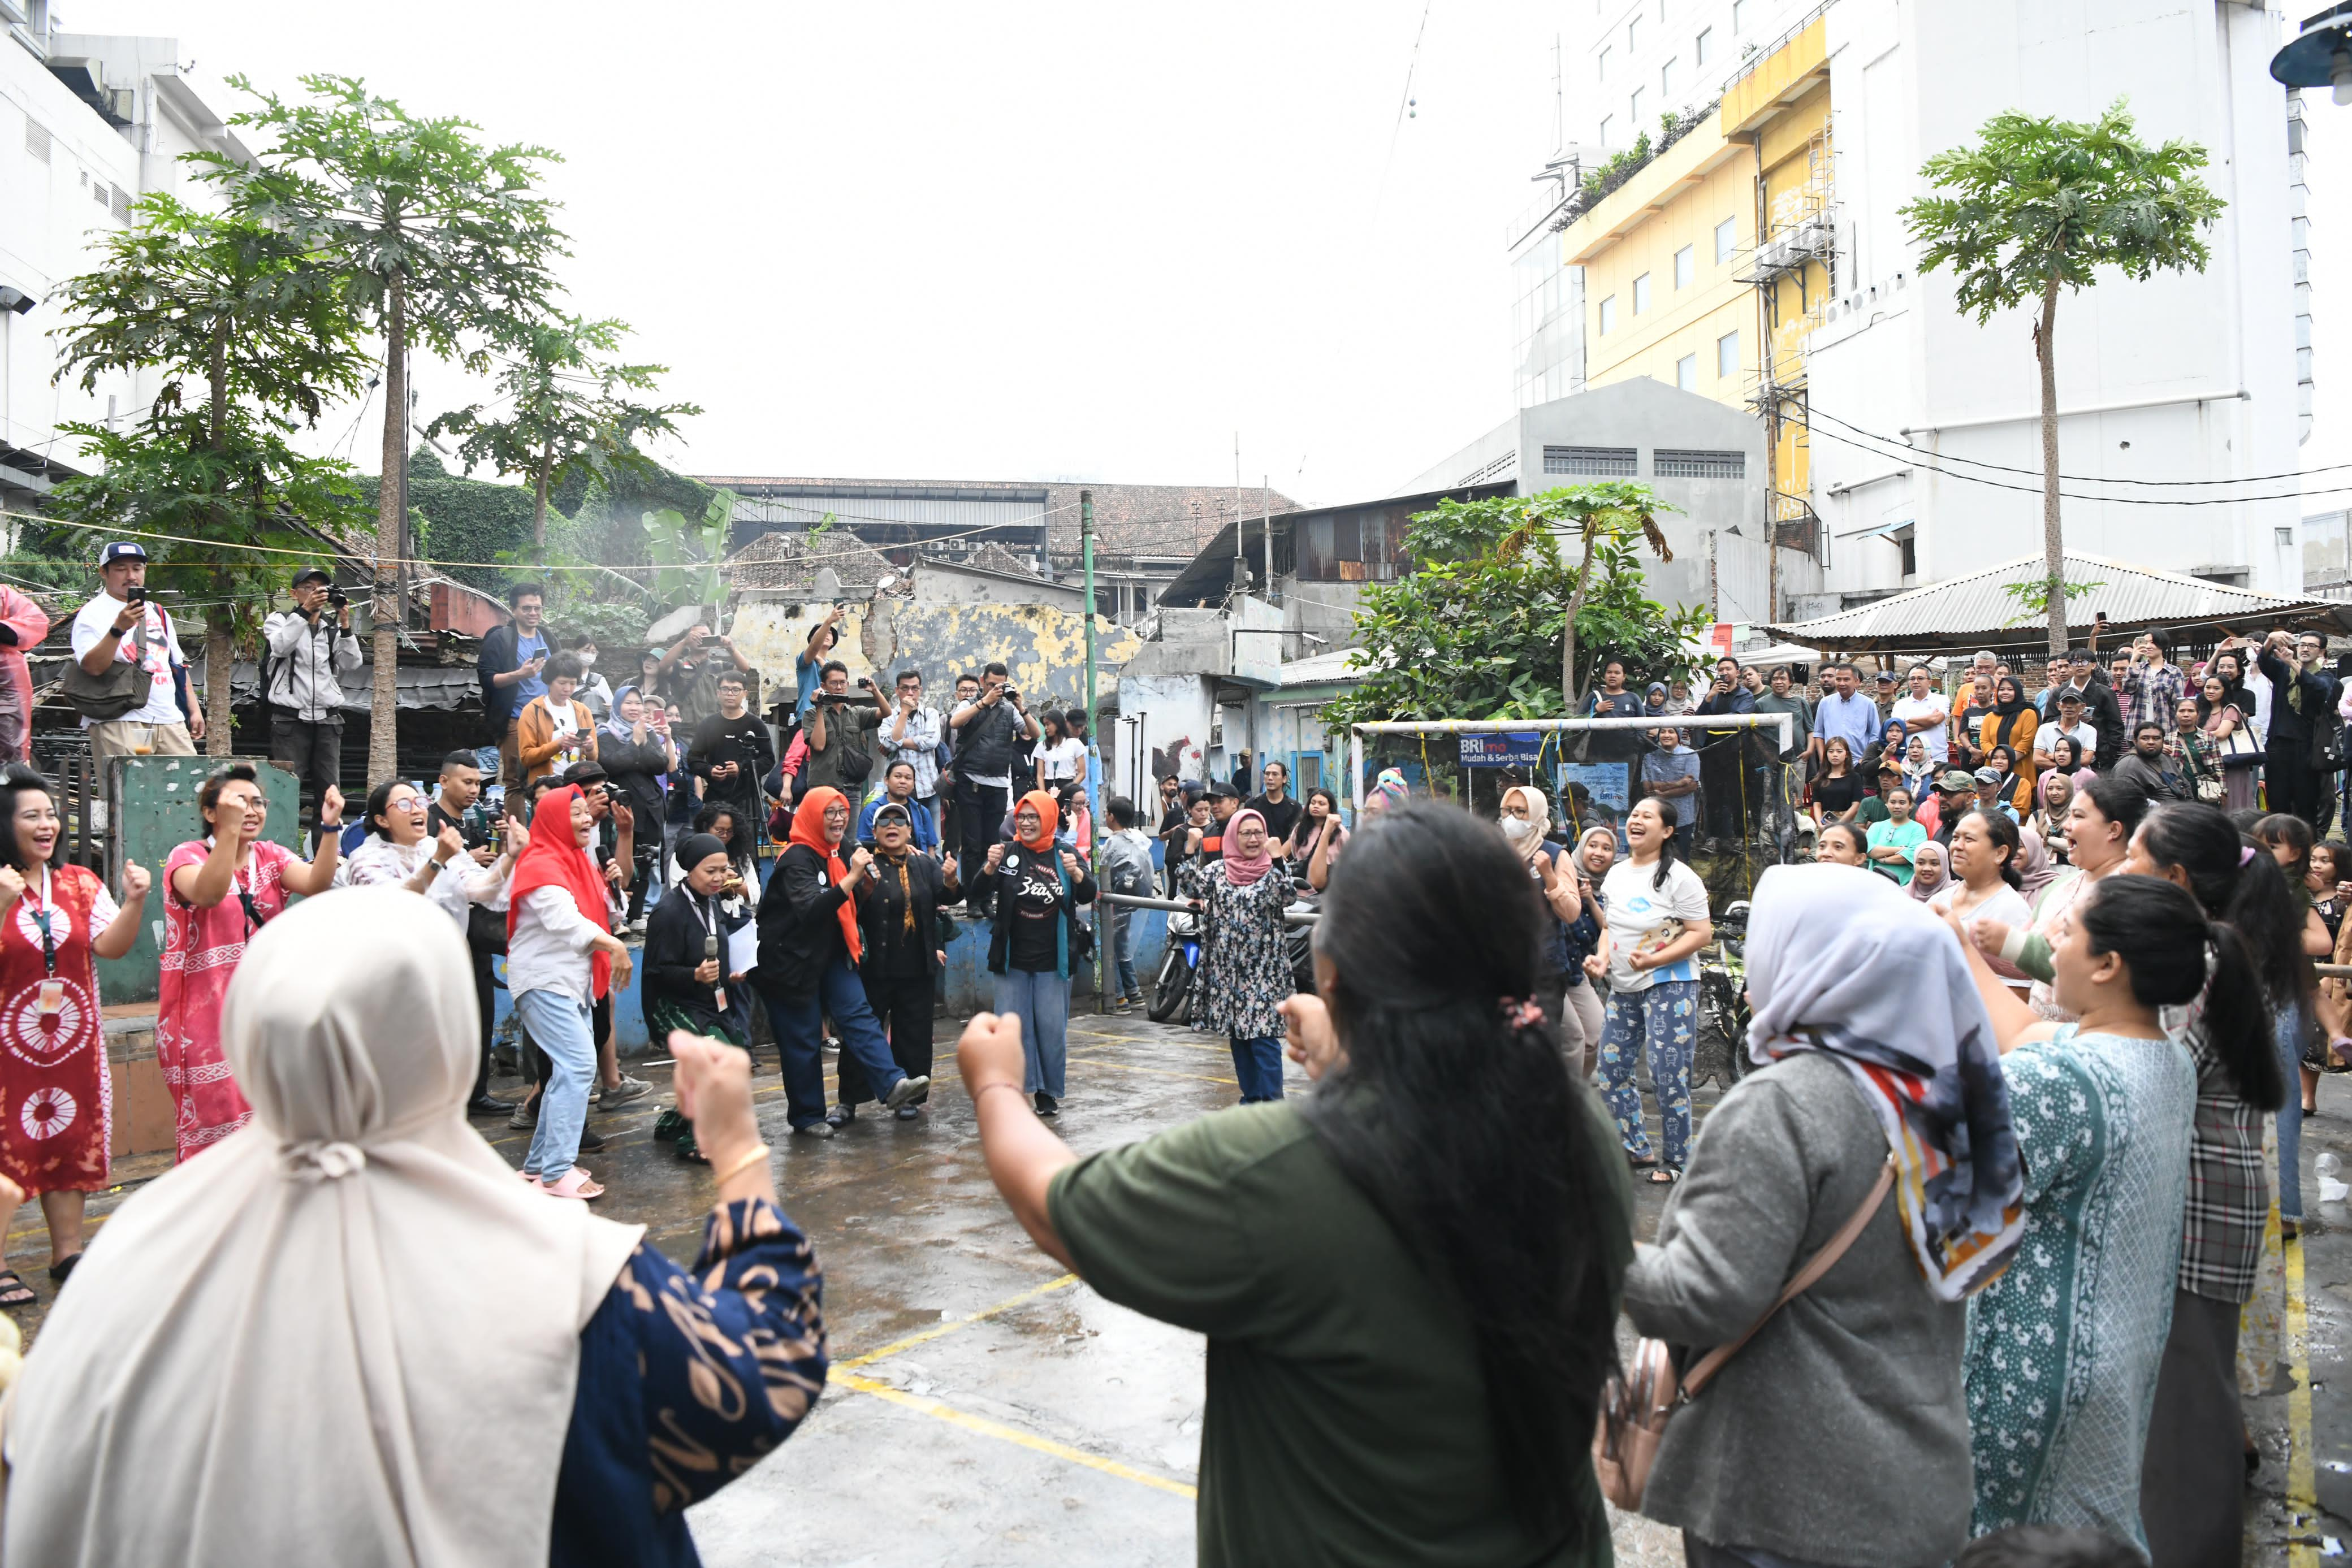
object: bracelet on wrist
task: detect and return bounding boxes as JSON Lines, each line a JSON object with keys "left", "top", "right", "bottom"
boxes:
{"left": 712, "top": 1142, "right": 772, "bottom": 1185}
{"left": 972, "top": 1080, "right": 1030, "bottom": 1111}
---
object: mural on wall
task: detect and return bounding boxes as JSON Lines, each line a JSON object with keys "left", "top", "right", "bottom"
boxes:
{"left": 1150, "top": 736, "right": 1199, "bottom": 785}
{"left": 726, "top": 597, "right": 1142, "bottom": 713}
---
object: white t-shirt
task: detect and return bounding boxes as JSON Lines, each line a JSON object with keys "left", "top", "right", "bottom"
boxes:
{"left": 69, "top": 594, "right": 182, "bottom": 726}
{"left": 1891, "top": 692, "right": 1951, "bottom": 763}
{"left": 1930, "top": 882, "right": 2034, "bottom": 989}
{"left": 1599, "top": 857, "right": 1711, "bottom": 993}
{"left": 1034, "top": 736, "right": 1087, "bottom": 782}
{"left": 2033, "top": 720, "right": 2098, "bottom": 761}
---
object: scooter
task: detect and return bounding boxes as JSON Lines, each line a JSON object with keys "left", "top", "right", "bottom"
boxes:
{"left": 1692, "top": 899, "right": 1754, "bottom": 1090}
{"left": 1149, "top": 902, "right": 1204, "bottom": 1023}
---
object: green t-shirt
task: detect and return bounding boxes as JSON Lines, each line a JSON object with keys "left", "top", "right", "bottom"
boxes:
{"left": 1048, "top": 1097, "right": 1632, "bottom": 1568}
{"left": 1854, "top": 793, "right": 1892, "bottom": 828}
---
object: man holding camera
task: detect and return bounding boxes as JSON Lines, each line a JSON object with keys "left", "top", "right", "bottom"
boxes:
{"left": 802, "top": 660, "right": 883, "bottom": 798}
{"left": 477, "top": 582, "right": 551, "bottom": 786}
{"left": 948, "top": 661, "right": 1040, "bottom": 917}
{"left": 690, "top": 669, "right": 774, "bottom": 864}
{"left": 70, "top": 541, "right": 200, "bottom": 764}
{"left": 262, "top": 567, "right": 361, "bottom": 829}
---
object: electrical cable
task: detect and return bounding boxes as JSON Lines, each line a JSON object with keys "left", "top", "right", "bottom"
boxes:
{"left": 1805, "top": 403, "right": 2352, "bottom": 487}
{"left": 1799, "top": 420, "right": 2352, "bottom": 505}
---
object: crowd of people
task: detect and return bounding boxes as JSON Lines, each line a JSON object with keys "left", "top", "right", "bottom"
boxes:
{"left": 0, "top": 542, "right": 2333, "bottom": 1563}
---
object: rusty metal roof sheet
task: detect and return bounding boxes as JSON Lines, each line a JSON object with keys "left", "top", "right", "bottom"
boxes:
{"left": 1767, "top": 552, "right": 2352, "bottom": 652}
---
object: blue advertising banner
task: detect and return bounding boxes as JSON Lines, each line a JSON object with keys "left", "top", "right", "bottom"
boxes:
{"left": 1458, "top": 731, "right": 1545, "bottom": 767}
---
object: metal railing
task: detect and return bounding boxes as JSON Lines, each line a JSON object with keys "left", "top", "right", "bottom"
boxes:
{"left": 1097, "top": 890, "right": 1320, "bottom": 926}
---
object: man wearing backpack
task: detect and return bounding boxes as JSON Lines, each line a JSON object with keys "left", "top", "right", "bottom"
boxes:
{"left": 261, "top": 567, "right": 361, "bottom": 830}
{"left": 68, "top": 542, "right": 200, "bottom": 764}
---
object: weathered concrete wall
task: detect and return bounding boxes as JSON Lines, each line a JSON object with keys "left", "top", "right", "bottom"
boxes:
{"left": 1116, "top": 673, "right": 1214, "bottom": 786}
{"left": 729, "top": 595, "right": 1142, "bottom": 712}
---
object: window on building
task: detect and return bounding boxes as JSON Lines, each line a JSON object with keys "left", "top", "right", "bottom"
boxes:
{"left": 1654, "top": 449, "right": 1746, "bottom": 478}
{"left": 1717, "top": 329, "right": 1740, "bottom": 378}
{"left": 1632, "top": 273, "right": 1651, "bottom": 314}
{"left": 1630, "top": 86, "right": 1646, "bottom": 125}
{"left": 1661, "top": 58, "right": 1676, "bottom": 96}
{"left": 1598, "top": 294, "right": 1617, "bottom": 333}
{"left": 1628, "top": 15, "right": 1640, "bottom": 50}
{"left": 1715, "top": 215, "right": 1737, "bottom": 264}
{"left": 1734, "top": 0, "right": 1752, "bottom": 32}
{"left": 1696, "top": 26, "right": 1714, "bottom": 66}
{"left": 1674, "top": 245, "right": 1694, "bottom": 289}
{"left": 1598, "top": 45, "right": 1611, "bottom": 80}
{"left": 1676, "top": 354, "right": 1698, "bottom": 391}
{"left": 1899, "top": 535, "right": 1918, "bottom": 578}
{"left": 1545, "top": 445, "right": 1639, "bottom": 477}
{"left": 1598, "top": 114, "right": 1615, "bottom": 146}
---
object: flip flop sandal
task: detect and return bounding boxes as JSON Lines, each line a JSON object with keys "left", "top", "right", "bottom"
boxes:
{"left": 541, "top": 1168, "right": 606, "bottom": 1201}
{"left": 47, "top": 1252, "right": 80, "bottom": 1285}
{"left": 1627, "top": 1153, "right": 1658, "bottom": 1169}
{"left": 0, "top": 1270, "right": 35, "bottom": 1309}
{"left": 1647, "top": 1168, "right": 1683, "bottom": 1185}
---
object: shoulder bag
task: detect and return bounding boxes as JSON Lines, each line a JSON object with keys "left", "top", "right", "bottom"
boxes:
{"left": 62, "top": 615, "right": 150, "bottom": 723}
{"left": 1593, "top": 1156, "right": 1895, "bottom": 1511}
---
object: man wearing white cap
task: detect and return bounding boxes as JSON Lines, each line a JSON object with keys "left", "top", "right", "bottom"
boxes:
{"left": 69, "top": 542, "right": 200, "bottom": 764}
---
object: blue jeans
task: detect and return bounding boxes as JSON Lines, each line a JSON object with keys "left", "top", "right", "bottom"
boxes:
{"left": 993, "top": 967, "right": 1070, "bottom": 1098}
{"left": 2279, "top": 1000, "right": 2306, "bottom": 1222}
{"left": 1596, "top": 980, "right": 1700, "bottom": 1170}
{"left": 516, "top": 989, "right": 596, "bottom": 1184}
{"left": 1229, "top": 1034, "right": 1283, "bottom": 1103}
{"left": 764, "top": 955, "right": 905, "bottom": 1129}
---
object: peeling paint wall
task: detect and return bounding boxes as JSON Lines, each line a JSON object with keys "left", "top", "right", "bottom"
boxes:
{"left": 728, "top": 594, "right": 1143, "bottom": 713}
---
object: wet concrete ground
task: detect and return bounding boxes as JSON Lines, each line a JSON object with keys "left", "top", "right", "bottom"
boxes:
{"left": 4, "top": 1012, "right": 2327, "bottom": 1564}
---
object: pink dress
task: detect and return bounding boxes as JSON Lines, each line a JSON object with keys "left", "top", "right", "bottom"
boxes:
{"left": 157, "top": 838, "right": 294, "bottom": 1162}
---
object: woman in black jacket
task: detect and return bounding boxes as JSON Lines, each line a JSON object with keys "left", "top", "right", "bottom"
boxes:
{"left": 640, "top": 831, "right": 752, "bottom": 1161}
{"left": 599, "top": 687, "right": 676, "bottom": 927}
{"left": 754, "top": 786, "right": 928, "bottom": 1137}
{"left": 834, "top": 803, "right": 962, "bottom": 1125}
{"left": 982, "top": 790, "right": 1096, "bottom": 1116}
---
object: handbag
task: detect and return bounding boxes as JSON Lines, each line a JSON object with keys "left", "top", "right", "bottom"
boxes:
{"left": 2216, "top": 722, "right": 2263, "bottom": 768}
{"left": 61, "top": 616, "right": 151, "bottom": 722}
{"left": 1593, "top": 1156, "right": 1894, "bottom": 1511}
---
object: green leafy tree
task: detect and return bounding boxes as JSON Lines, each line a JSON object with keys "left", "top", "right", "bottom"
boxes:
{"left": 425, "top": 313, "right": 699, "bottom": 551}
{"left": 1903, "top": 99, "right": 2223, "bottom": 657}
{"left": 642, "top": 492, "right": 738, "bottom": 610}
{"left": 49, "top": 194, "right": 371, "bottom": 753}
{"left": 202, "top": 74, "right": 567, "bottom": 778}
{"left": 1324, "top": 487, "right": 1705, "bottom": 734}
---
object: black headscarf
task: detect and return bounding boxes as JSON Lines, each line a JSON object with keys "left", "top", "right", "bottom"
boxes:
{"left": 676, "top": 832, "right": 729, "bottom": 874}
{"left": 1992, "top": 676, "right": 2032, "bottom": 721}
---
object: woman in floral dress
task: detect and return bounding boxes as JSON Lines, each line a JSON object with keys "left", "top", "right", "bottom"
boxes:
{"left": 1947, "top": 873, "right": 2222, "bottom": 1552}
{"left": 1187, "top": 808, "right": 1295, "bottom": 1103}
{"left": 157, "top": 765, "right": 345, "bottom": 1163}
{"left": 0, "top": 766, "right": 149, "bottom": 1305}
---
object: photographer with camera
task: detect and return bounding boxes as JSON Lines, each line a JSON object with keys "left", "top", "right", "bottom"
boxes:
{"left": 689, "top": 670, "right": 774, "bottom": 865}
{"left": 949, "top": 661, "right": 1041, "bottom": 919}
{"left": 261, "top": 567, "right": 361, "bottom": 830}
{"left": 68, "top": 541, "right": 200, "bottom": 764}
{"left": 802, "top": 660, "right": 883, "bottom": 798}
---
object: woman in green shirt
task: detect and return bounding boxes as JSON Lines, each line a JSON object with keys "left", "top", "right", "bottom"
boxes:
{"left": 1863, "top": 784, "right": 1927, "bottom": 885}
{"left": 957, "top": 803, "right": 1635, "bottom": 1566}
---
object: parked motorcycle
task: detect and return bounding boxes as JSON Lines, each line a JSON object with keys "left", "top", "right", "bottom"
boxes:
{"left": 1691, "top": 899, "right": 1754, "bottom": 1090}
{"left": 1148, "top": 901, "right": 1204, "bottom": 1023}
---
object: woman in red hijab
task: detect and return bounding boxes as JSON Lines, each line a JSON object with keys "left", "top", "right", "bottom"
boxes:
{"left": 980, "top": 790, "right": 1096, "bottom": 1116}
{"left": 508, "top": 785, "right": 635, "bottom": 1198}
{"left": 751, "top": 786, "right": 930, "bottom": 1136}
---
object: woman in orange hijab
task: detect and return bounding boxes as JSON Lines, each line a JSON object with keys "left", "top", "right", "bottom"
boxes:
{"left": 507, "top": 785, "right": 636, "bottom": 1199}
{"left": 751, "top": 786, "right": 931, "bottom": 1136}
{"left": 979, "top": 790, "right": 1097, "bottom": 1116}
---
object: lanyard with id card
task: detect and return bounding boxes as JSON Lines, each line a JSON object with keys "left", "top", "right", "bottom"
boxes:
{"left": 26, "top": 868, "right": 63, "bottom": 1035}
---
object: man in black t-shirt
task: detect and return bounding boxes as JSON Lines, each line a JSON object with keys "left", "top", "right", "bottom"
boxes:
{"left": 690, "top": 670, "right": 775, "bottom": 863}
{"left": 426, "top": 750, "right": 509, "bottom": 1117}
{"left": 1246, "top": 759, "right": 1304, "bottom": 859}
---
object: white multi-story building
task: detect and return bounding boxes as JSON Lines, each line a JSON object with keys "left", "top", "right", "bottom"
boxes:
{"left": 1514, "top": 0, "right": 2306, "bottom": 618}
{"left": 0, "top": 4, "right": 247, "bottom": 513}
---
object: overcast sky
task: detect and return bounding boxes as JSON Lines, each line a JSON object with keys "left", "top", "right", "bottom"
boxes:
{"left": 57, "top": 1, "right": 2352, "bottom": 513}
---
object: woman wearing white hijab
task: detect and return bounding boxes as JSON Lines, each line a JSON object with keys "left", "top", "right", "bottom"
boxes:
{"left": 1622, "top": 864, "right": 2025, "bottom": 1568}
{"left": 1498, "top": 785, "right": 1603, "bottom": 1070}
{"left": 2, "top": 889, "right": 827, "bottom": 1567}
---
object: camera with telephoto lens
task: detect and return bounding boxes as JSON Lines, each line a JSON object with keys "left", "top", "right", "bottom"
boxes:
{"left": 327, "top": 587, "right": 348, "bottom": 609}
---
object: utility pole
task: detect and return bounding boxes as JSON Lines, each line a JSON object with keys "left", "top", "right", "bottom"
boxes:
{"left": 1261, "top": 475, "right": 1272, "bottom": 607}
{"left": 1082, "top": 488, "right": 1106, "bottom": 1010}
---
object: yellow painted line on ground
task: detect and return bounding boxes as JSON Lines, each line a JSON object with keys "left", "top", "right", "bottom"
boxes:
{"left": 2289, "top": 1232, "right": 2318, "bottom": 1568}
{"left": 833, "top": 1370, "right": 1196, "bottom": 1499}
{"left": 1067, "top": 1052, "right": 1236, "bottom": 1088}
{"left": 835, "top": 1273, "right": 1081, "bottom": 1371}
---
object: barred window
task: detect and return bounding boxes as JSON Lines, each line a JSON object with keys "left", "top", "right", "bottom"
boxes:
{"left": 1544, "top": 445, "right": 1638, "bottom": 477}
{"left": 1653, "top": 449, "right": 1746, "bottom": 478}
{"left": 24, "top": 120, "right": 51, "bottom": 163}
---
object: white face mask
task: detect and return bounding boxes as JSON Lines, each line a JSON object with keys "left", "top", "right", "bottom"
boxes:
{"left": 1499, "top": 815, "right": 1540, "bottom": 848}
{"left": 578, "top": 653, "right": 596, "bottom": 670}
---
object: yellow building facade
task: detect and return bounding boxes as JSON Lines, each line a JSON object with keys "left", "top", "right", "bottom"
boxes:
{"left": 1561, "top": 15, "right": 1833, "bottom": 518}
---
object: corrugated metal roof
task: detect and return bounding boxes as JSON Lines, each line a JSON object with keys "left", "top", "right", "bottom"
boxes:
{"left": 1767, "top": 553, "right": 2352, "bottom": 651}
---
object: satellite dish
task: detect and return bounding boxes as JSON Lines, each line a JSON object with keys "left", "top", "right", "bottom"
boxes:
{"left": 645, "top": 604, "right": 704, "bottom": 644}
